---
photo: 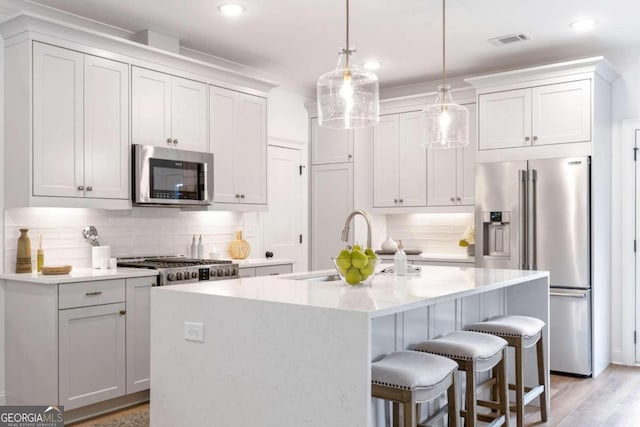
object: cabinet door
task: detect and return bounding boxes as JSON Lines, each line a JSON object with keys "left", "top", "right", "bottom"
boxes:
{"left": 171, "top": 77, "right": 208, "bottom": 152}
{"left": 311, "top": 118, "right": 353, "bottom": 164}
{"left": 32, "top": 42, "right": 84, "bottom": 198}
{"left": 59, "top": 303, "right": 126, "bottom": 410}
{"left": 531, "top": 80, "right": 591, "bottom": 145}
{"left": 373, "top": 115, "right": 400, "bottom": 207}
{"left": 427, "top": 146, "right": 457, "bottom": 206}
{"left": 126, "top": 277, "right": 153, "bottom": 394}
{"left": 311, "top": 163, "right": 353, "bottom": 270}
{"left": 398, "top": 112, "right": 427, "bottom": 207}
{"left": 131, "top": 66, "right": 172, "bottom": 148}
{"left": 209, "top": 85, "right": 237, "bottom": 203}
{"left": 457, "top": 103, "right": 477, "bottom": 205}
{"left": 236, "top": 93, "right": 267, "bottom": 204}
{"left": 478, "top": 88, "right": 531, "bottom": 150}
{"left": 84, "top": 55, "right": 129, "bottom": 200}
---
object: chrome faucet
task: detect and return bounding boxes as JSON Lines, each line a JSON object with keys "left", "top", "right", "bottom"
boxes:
{"left": 341, "top": 209, "right": 372, "bottom": 249}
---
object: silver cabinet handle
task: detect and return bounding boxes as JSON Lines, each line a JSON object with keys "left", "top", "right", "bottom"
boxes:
{"left": 269, "top": 273, "right": 280, "bottom": 276}
{"left": 532, "top": 136, "right": 538, "bottom": 141}
{"left": 77, "top": 186, "right": 84, "bottom": 191}
{"left": 85, "top": 291, "right": 102, "bottom": 296}
{"left": 167, "top": 138, "right": 173, "bottom": 145}
{"left": 173, "top": 139, "right": 178, "bottom": 145}
{"left": 86, "top": 186, "right": 93, "bottom": 191}
{"left": 119, "top": 310, "right": 127, "bottom": 315}
{"left": 525, "top": 136, "right": 531, "bottom": 142}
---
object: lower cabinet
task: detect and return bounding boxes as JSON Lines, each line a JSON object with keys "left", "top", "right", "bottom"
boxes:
{"left": 126, "top": 277, "right": 154, "bottom": 393}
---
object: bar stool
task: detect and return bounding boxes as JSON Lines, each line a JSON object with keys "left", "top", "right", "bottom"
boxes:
{"left": 371, "top": 351, "right": 460, "bottom": 427}
{"left": 466, "top": 315, "right": 549, "bottom": 427}
{"left": 414, "top": 331, "right": 510, "bottom": 427}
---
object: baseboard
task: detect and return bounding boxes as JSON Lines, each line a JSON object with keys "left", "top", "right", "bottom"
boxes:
{"left": 64, "top": 390, "right": 149, "bottom": 425}
{"left": 611, "top": 348, "right": 623, "bottom": 365}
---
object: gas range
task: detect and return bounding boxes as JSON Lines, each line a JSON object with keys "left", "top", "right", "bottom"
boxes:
{"left": 117, "top": 255, "right": 239, "bottom": 286}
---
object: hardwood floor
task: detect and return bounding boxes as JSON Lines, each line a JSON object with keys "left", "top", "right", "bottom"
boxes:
{"left": 67, "top": 364, "right": 640, "bottom": 426}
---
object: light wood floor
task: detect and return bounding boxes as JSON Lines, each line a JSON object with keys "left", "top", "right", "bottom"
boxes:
{"left": 69, "top": 364, "right": 640, "bottom": 427}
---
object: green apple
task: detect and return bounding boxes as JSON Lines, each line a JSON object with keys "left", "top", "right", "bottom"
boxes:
{"left": 345, "top": 267, "right": 363, "bottom": 285}
{"left": 351, "top": 250, "right": 369, "bottom": 269}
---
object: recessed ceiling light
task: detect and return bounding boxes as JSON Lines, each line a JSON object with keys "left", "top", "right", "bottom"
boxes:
{"left": 218, "top": 3, "right": 245, "bottom": 17}
{"left": 363, "top": 61, "right": 382, "bottom": 70}
{"left": 570, "top": 18, "right": 598, "bottom": 32}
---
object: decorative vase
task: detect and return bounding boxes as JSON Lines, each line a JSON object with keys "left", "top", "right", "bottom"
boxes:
{"left": 228, "top": 231, "right": 250, "bottom": 259}
{"left": 16, "top": 228, "right": 32, "bottom": 273}
{"left": 466, "top": 244, "right": 475, "bottom": 257}
{"left": 381, "top": 236, "right": 398, "bottom": 252}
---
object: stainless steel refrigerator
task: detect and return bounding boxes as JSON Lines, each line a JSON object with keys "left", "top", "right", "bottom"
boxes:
{"left": 476, "top": 156, "right": 592, "bottom": 376}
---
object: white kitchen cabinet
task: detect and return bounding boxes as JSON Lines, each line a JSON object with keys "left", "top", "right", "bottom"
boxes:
{"left": 373, "top": 111, "right": 427, "bottom": 208}
{"left": 32, "top": 43, "right": 129, "bottom": 200}
{"left": 209, "top": 85, "right": 267, "bottom": 206}
{"left": 59, "top": 302, "right": 127, "bottom": 410}
{"left": 126, "top": 277, "right": 154, "bottom": 394}
{"left": 239, "top": 263, "right": 294, "bottom": 278}
{"left": 132, "top": 66, "right": 208, "bottom": 152}
{"left": 311, "top": 162, "right": 353, "bottom": 270}
{"left": 310, "top": 118, "right": 354, "bottom": 164}
{"left": 427, "top": 104, "right": 477, "bottom": 206}
{"left": 478, "top": 79, "right": 590, "bottom": 150}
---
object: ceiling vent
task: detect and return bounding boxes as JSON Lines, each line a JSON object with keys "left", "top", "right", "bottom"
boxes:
{"left": 488, "top": 33, "right": 531, "bottom": 47}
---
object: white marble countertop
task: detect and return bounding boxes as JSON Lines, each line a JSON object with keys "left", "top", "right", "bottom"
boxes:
{"left": 229, "top": 258, "right": 296, "bottom": 268}
{"left": 154, "top": 265, "right": 548, "bottom": 319}
{"left": 0, "top": 267, "right": 158, "bottom": 284}
{"left": 376, "top": 253, "right": 475, "bottom": 263}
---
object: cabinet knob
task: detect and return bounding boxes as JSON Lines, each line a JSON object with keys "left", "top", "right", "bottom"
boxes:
{"left": 456, "top": 197, "right": 461, "bottom": 202}
{"left": 398, "top": 198, "right": 403, "bottom": 203}
{"left": 173, "top": 139, "right": 179, "bottom": 145}
{"left": 235, "top": 194, "right": 240, "bottom": 198}
{"left": 532, "top": 136, "right": 538, "bottom": 141}
{"left": 394, "top": 199, "right": 398, "bottom": 203}
{"left": 77, "top": 186, "right": 84, "bottom": 191}
{"left": 450, "top": 197, "right": 455, "bottom": 202}
{"left": 119, "top": 310, "right": 126, "bottom": 316}
{"left": 167, "top": 138, "right": 173, "bottom": 145}
{"left": 348, "top": 154, "right": 353, "bottom": 159}
{"left": 240, "top": 194, "right": 245, "bottom": 199}
{"left": 525, "top": 136, "right": 531, "bottom": 142}
{"left": 86, "top": 186, "right": 93, "bottom": 192}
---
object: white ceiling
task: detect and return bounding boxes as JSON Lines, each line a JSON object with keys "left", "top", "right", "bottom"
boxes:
{"left": 18, "top": 0, "right": 640, "bottom": 92}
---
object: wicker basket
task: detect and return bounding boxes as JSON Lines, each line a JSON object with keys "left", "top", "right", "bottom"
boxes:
{"left": 228, "top": 231, "right": 250, "bottom": 259}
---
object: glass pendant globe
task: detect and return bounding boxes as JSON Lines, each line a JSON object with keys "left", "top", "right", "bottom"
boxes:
{"left": 317, "top": 52, "right": 379, "bottom": 129}
{"left": 423, "top": 85, "right": 469, "bottom": 149}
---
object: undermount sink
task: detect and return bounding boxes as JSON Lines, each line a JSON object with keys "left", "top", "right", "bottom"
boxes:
{"left": 304, "top": 274, "right": 341, "bottom": 282}
{"left": 283, "top": 270, "right": 341, "bottom": 282}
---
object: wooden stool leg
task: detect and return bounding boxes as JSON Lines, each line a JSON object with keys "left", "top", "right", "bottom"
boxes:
{"left": 393, "top": 402, "right": 400, "bottom": 427}
{"left": 499, "top": 348, "right": 511, "bottom": 427}
{"left": 536, "top": 337, "right": 549, "bottom": 422}
{"left": 448, "top": 371, "right": 460, "bottom": 427}
{"left": 515, "top": 343, "right": 524, "bottom": 427}
{"left": 403, "top": 394, "right": 416, "bottom": 427}
{"left": 465, "top": 362, "right": 477, "bottom": 427}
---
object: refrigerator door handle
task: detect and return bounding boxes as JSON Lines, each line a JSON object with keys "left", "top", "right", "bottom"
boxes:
{"left": 528, "top": 169, "right": 538, "bottom": 270}
{"left": 519, "top": 169, "right": 527, "bottom": 270}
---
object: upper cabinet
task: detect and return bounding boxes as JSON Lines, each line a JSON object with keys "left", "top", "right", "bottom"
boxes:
{"left": 310, "top": 118, "right": 354, "bottom": 164}
{"left": 478, "top": 79, "right": 591, "bottom": 150}
{"left": 210, "top": 85, "right": 267, "bottom": 207}
{"left": 131, "top": 66, "right": 207, "bottom": 152}
{"left": 373, "top": 111, "right": 427, "bottom": 208}
{"left": 427, "top": 104, "right": 477, "bottom": 206}
{"left": 32, "top": 42, "right": 129, "bottom": 201}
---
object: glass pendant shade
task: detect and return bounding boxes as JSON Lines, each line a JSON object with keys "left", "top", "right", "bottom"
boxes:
{"left": 317, "top": 52, "right": 379, "bottom": 129}
{"left": 423, "top": 85, "right": 469, "bottom": 148}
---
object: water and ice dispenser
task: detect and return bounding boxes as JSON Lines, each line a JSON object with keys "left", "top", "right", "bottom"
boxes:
{"left": 481, "top": 211, "right": 511, "bottom": 258}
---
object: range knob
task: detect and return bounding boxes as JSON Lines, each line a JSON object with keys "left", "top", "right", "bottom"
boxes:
{"left": 176, "top": 272, "right": 183, "bottom": 280}
{"left": 191, "top": 271, "right": 198, "bottom": 279}
{"left": 210, "top": 269, "right": 218, "bottom": 277}
{"left": 167, "top": 272, "right": 176, "bottom": 281}
{"left": 225, "top": 268, "right": 231, "bottom": 276}
{"left": 183, "top": 271, "right": 190, "bottom": 280}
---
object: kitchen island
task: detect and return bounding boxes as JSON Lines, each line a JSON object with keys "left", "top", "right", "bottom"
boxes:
{"left": 149, "top": 265, "right": 549, "bottom": 427}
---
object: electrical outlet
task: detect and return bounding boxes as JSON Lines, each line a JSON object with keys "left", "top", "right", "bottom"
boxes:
{"left": 184, "top": 321, "right": 204, "bottom": 342}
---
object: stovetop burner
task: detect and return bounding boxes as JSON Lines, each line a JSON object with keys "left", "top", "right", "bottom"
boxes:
{"left": 117, "top": 255, "right": 239, "bottom": 285}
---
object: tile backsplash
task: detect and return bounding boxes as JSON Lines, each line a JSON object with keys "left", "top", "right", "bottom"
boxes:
{"left": 385, "top": 213, "right": 474, "bottom": 255}
{"left": 4, "top": 207, "right": 260, "bottom": 272}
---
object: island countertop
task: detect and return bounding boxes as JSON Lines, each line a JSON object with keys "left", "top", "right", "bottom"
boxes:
{"left": 153, "top": 265, "right": 548, "bottom": 319}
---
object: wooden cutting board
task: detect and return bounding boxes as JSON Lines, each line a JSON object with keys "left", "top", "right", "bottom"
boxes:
{"left": 41, "top": 265, "right": 72, "bottom": 275}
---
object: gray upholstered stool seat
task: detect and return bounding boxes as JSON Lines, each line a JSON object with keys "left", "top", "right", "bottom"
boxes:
{"left": 415, "top": 331, "right": 510, "bottom": 427}
{"left": 466, "top": 316, "right": 549, "bottom": 427}
{"left": 371, "top": 351, "right": 459, "bottom": 427}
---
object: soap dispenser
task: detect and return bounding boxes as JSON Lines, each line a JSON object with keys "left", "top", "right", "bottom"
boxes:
{"left": 394, "top": 240, "right": 407, "bottom": 276}
{"left": 197, "top": 235, "right": 205, "bottom": 259}
{"left": 190, "top": 235, "right": 197, "bottom": 259}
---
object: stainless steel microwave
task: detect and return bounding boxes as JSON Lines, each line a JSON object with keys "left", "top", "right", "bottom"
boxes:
{"left": 133, "top": 144, "right": 214, "bottom": 206}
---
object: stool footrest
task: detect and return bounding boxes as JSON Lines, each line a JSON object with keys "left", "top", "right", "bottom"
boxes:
{"left": 506, "top": 383, "right": 545, "bottom": 405}
{"left": 477, "top": 399, "right": 501, "bottom": 410}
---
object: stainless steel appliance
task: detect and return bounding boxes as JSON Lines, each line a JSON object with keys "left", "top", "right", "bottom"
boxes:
{"left": 117, "top": 255, "right": 238, "bottom": 286}
{"left": 133, "top": 144, "right": 214, "bottom": 206}
{"left": 476, "top": 156, "right": 592, "bottom": 376}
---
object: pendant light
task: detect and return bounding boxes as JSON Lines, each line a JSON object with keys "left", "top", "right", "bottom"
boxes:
{"left": 423, "top": 0, "right": 469, "bottom": 148}
{"left": 317, "top": 0, "right": 379, "bottom": 129}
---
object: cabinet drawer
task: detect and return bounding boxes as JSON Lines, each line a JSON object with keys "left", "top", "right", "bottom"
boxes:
{"left": 59, "top": 279, "right": 126, "bottom": 309}
{"left": 255, "top": 264, "right": 293, "bottom": 276}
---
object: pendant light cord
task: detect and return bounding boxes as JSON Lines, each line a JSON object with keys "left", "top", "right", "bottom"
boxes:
{"left": 345, "top": 0, "right": 350, "bottom": 68}
{"left": 441, "top": 0, "right": 446, "bottom": 91}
